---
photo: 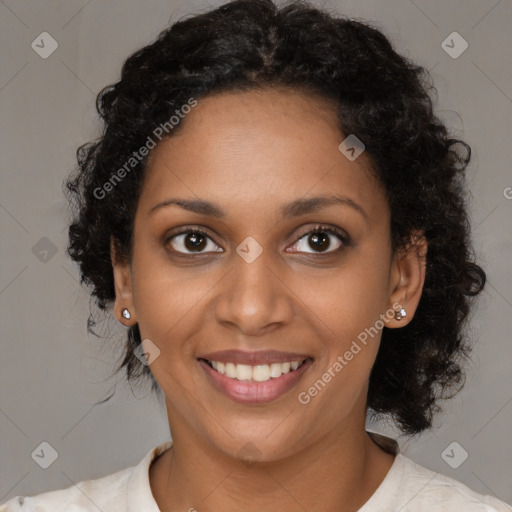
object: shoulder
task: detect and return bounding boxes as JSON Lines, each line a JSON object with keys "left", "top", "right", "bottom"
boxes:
{"left": 0, "top": 441, "right": 172, "bottom": 512}
{"left": 394, "top": 454, "right": 512, "bottom": 512}
{"left": 0, "top": 464, "right": 131, "bottom": 512}
{"left": 365, "top": 432, "right": 511, "bottom": 512}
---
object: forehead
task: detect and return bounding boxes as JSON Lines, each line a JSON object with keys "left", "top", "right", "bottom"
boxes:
{"left": 139, "top": 88, "right": 387, "bottom": 223}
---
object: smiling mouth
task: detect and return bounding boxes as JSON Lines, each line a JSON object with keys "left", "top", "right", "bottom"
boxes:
{"left": 198, "top": 358, "right": 312, "bottom": 383}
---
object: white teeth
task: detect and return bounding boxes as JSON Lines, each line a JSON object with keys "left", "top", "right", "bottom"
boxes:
{"left": 253, "top": 365, "right": 271, "bottom": 382}
{"left": 207, "top": 359, "right": 306, "bottom": 382}
{"left": 236, "top": 364, "right": 253, "bottom": 380}
{"left": 225, "top": 362, "right": 237, "bottom": 378}
{"left": 270, "top": 363, "right": 283, "bottom": 378}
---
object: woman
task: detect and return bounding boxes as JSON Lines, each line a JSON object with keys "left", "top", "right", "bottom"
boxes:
{"left": 2, "top": 0, "right": 510, "bottom": 510}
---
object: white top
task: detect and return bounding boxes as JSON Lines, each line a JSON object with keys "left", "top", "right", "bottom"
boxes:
{"left": 1, "top": 434, "right": 510, "bottom": 512}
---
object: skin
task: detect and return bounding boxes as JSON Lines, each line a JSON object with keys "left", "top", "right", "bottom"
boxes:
{"left": 111, "top": 87, "right": 427, "bottom": 511}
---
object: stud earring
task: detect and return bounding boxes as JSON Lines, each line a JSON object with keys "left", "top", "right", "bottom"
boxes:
{"left": 395, "top": 307, "right": 407, "bottom": 321}
{"left": 122, "top": 308, "right": 131, "bottom": 320}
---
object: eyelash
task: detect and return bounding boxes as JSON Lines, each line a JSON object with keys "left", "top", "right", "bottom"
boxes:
{"left": 164, "top": 224, "right": 350, "bottom": 257}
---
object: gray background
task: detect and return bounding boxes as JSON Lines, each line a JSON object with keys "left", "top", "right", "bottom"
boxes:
{"left": 1, "top": 0, "right": 511, "bottom": 505}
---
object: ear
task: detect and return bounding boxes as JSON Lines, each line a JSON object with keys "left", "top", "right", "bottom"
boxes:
{"left": 386, "top": 230, "right": 428, "bottom": 328}
{"left": 110, "top": 236, "right": 137, "bottom": 325}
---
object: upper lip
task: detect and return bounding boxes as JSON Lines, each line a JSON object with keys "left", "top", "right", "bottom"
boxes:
{"left": 198, "top": 349, "right": 313, "bottom": 366}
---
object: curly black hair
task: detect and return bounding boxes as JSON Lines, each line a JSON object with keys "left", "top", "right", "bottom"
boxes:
{"left": 64, "top": 0, "right": 486, "bottom": 435}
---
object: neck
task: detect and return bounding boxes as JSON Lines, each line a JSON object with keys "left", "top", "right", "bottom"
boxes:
{"left": 150, "top": 419, "right": 395, "bottom": 511}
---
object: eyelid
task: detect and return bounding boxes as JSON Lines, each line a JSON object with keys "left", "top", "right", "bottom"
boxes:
{"left": 293, "top": 224, "right": 350, "bottom": 245}
{"left": 164, "top": 225, "right": 215, "bottom": 243}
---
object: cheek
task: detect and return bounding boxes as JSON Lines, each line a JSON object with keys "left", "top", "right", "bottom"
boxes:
{"left": 130, "top": 253, "right": 204, "bottom": 360}
{"left": 131, "top": 239, "right": 215, "bottom": 322}
{"left": 296, "top": 255, "right": 389, "bottom": 335}
{"left": 134, "top": 278, "right": 204, "bottom": 352}
{"left": 295, "top": 254, "right": 389, "bottom": 387}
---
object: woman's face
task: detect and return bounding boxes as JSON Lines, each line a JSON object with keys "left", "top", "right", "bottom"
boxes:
{"left": 113, "top": 88, "right": 424, "bottom": 461}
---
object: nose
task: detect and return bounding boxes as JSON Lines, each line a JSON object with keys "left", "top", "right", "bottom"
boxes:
{"left": 214, "top": 245, "right": 295, "bottom": 337}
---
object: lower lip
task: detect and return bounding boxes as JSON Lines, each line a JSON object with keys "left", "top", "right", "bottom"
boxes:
{"left": 199, "top": 359, "right": 313, "bottom": 404}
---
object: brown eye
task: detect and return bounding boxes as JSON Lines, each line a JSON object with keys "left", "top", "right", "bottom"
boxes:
{"left": 167, "top": 229, "right": 222, "bottom": 254}
{"left": 288, "top": 225, "right": 349, "bottom": 255}
{"left": 307, "top": 232, "right": 332, "bottom": 252}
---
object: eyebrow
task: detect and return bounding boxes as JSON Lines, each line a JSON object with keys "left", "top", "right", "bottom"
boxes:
{"left": 149, "top": 194, "right": 368, "bottom": 221}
